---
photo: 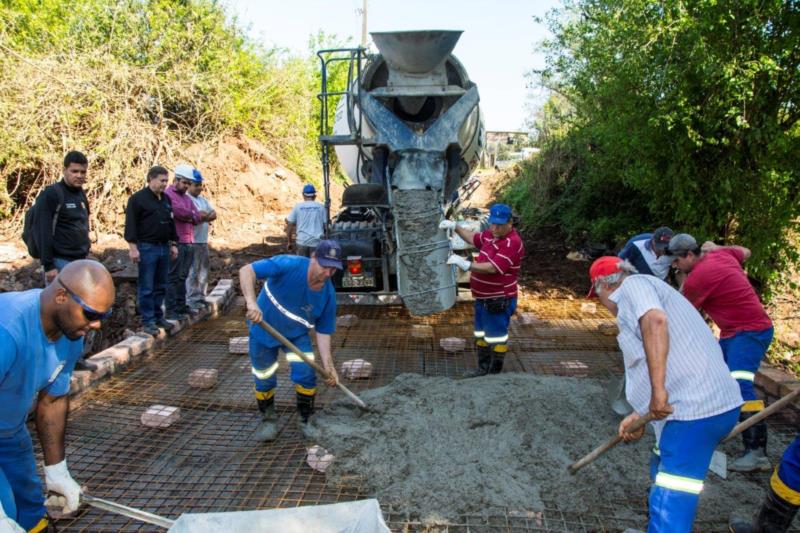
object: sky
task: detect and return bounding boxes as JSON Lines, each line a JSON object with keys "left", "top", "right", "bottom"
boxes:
{"left": 222, "top": 0, "right": 563, "bottom": 132}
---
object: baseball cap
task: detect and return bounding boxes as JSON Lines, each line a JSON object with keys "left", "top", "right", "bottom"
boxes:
{"left": 303, "top": 184, "right": 317, "bottom": 196}
{"left": 174, "top": 164, "right": 195, "bottom": 181}
{"left": 487, "top": 203, "right": 513, "bottom": 225}
{"left": 651, "top": 226, "right": 674, "bottom": 251}
{"left": 189, "top": 169, "right": 203, "bottom": 183}
{"left": 666, "top": 233, "right": 698, "bottom": 257}
{"left": 587, "top": 256, "right": 624, "bottom": 298}
{"left": 314, "top": 240, "right": 343, "bottom": 270}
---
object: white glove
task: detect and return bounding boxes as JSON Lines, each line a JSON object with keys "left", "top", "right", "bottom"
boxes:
{"left": 44, "top": 460, "right": 82, "bottom": 514}
{"left": 447, "top": 254, "right": 471, "bottom": 271}
{"left": 0, "top": 500, "right": 25, "bottom": 533}
{"left": 438, "top": 219, "right": 456, "bottom": 231}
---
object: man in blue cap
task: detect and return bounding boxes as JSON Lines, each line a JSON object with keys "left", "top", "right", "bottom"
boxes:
{"left": 186, "top": 169, "right": 216, "bottom": 314}
{"left": 238, "top": 240, "right": 342, "bottom": 440}
{"left": 440, "top": 203, "right": 525, "bottom": 377}
{"left": 286, "top": 184, "right": 326, "bottom": 257}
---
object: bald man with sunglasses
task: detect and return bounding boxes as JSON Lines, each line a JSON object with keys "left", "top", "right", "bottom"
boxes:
{"left": 0, "top": 260, "right": 114, "bottom": 532}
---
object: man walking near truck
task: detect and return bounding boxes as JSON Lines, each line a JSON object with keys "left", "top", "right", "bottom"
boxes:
{"left": 286, "top": 184, "right": 326, "bottom": 257}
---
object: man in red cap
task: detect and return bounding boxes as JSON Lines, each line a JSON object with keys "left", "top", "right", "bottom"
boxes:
{"left": 589, "top": 256, "right": 741, "bottom": 532}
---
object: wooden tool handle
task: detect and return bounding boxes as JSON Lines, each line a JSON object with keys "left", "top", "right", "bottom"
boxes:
{"left": 256, "top": 320, "right": 367, "bottom": 409}
{"left": 568, "top": 412, "right": 656, "bottom": 474}
{"left": 723, "top": 386, "right": 800, "bottom": 443}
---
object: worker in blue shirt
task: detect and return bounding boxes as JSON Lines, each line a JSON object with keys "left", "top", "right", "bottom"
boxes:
{"left": 730, "top": 433, "right": 799, "bottom": 532}
{"left": 0, "top": 260, "right": 114, "bottom": 532}
{"left": 238, "top": 240, "right": 342, "bottom": 441}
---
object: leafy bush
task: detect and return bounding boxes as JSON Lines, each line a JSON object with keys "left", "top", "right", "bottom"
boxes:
{"left": 0, "top": 0, "right": 325, "bottom": 226}
{"left": 504, "top": 0, "right": 800, "bottom": 292}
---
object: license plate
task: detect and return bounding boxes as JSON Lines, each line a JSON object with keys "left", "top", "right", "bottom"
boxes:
{"left": 343, "top": 272, "right": 375, "bottom": 288}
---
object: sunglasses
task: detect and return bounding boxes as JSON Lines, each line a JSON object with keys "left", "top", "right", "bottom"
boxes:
{"left": 58, "top": 279, "right": 113, "bottom": 321}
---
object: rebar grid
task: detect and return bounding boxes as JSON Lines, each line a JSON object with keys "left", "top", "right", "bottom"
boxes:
{"left": 40, "top": 299, "right": 800, "bottom": 532}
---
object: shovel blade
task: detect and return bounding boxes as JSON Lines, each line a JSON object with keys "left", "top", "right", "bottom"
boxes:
{"left": 709, "top": 450, "right": 727, "bottom": 479}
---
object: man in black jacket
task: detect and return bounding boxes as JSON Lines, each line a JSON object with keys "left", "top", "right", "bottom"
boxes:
{"left": 32, "top": 151, "right": 97, "bottom": 371}
{"left": 124, "top": 166, "right": 179, "bottom": 336}
{"left": 34, "top": 151, "right": 91, "bottom": 285}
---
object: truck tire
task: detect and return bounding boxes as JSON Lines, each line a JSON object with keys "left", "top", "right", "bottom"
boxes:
{"left": 342, "top": 184, "right": 388, "bottom": 206}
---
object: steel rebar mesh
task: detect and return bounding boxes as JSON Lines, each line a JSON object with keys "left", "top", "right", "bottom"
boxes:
{"left": 38, "top": 300, "right": 799, "bottom": 532}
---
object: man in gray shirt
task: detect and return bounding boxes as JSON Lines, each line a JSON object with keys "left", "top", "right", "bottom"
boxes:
{"left": 588, "top": 256, "right": 742, "bottom": 533}
{"left": 286, "top": 184, "right": 326, "bottom": 257}
{"left": 186, "top": 169, "right": 216, "bottom": 313}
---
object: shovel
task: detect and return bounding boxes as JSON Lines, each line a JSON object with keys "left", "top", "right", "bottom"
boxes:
{"left": 256, "top": 319, "right": 368, "bottom": 410}
{"left": 708, "top": 386, "right": 800, "bottom": 478}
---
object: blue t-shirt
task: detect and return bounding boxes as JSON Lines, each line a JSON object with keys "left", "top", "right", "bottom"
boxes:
{"left": 248, "top": 255, "right": 336, "bottom": 347}
{"left": 0, "top": 290, "right": 83, "bottom": 432}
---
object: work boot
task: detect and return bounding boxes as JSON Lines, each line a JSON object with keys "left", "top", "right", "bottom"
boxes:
{"left": 255, "top": 398, "right": 277, "bottom": 442}
{"left": 296, "top": 392, "right": 315, "bottom": 436}
{"left": 729, "top": 485, "right": 799, "bottom": 533}
{"left": 488, "top": 344, "right": 507, "bottom": 374}
{"left": 729, "top": 413, "right": 770, "bottom": 472}
{"left": 463, "top": 343, "right": 491, "bottom": 378}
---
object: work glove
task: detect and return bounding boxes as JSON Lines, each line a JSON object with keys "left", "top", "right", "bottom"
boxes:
{"left": 438, "top": 220, "right": 457, "bottom": 231}
{"left": 447, "top": 254, "right": 471, "bottom": 272}
{"left": 44, "top": 460, "right": 82, "bottom": 514}
{"left": 0, "top": 500, "right": 25, "bottom": 533}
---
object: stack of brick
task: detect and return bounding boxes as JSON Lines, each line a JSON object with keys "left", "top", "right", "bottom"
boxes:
{"left": 187, "top": 369, "right": 218, "bottom": 389}
{"left": 439, "top": 337, "right": 466, "bottom": 352}
{"left": 411, "top": 325, "right": 433, "bottom": 339}
{"left": 336, "top": 314, "right": 359, "bottom": 328}
{"left": 341, "top": 359, "right": 373, "bottom": 379}
{"left": 229, "top": 337, "right": 249, "bottom": 354}
{"left": 141, "top": 405, "right": 181, "bottom": 428}
{"left": 306, "top": 445, "right": 335, "bottom": 473}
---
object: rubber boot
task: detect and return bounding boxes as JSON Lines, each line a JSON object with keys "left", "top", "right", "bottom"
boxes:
{"left": 488, "top": 344, "right": 507, "bottom": 374}
{"left": 729, "top": 413, "right": 771, "bottom": 472}
{"left": 729, "top": 485, "right": 799, "bottom": 533}
{"left": 254, "top": 398, "right": 277, "bottom": 442}
{"left": 463, "top": 342, "right": 491, "bottom": 378}
{"left": 296, "top": 392, "right": 315, "bottom": 436}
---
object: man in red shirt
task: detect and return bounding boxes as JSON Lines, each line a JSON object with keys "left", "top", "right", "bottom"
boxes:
{"left": 669, "top": 233, "right": 774, "bottom": 472}
{"left": 440, "top": 204, "right": 525, "bottom": 377}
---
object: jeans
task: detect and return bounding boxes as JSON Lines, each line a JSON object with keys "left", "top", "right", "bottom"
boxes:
{"left": 186, "top": 243, "right": 209, "bottom": 308}
{"left": 0, "top": 425, "right": 46, "bottom": 530}
{"left": 166, "top": 243, "right": 194, "bottom": 316}
{"left": 42, "top": 257, "right": 75, "bottom": 286}
{"left": 137, "top": 243, "right": 170, "bottom": 325}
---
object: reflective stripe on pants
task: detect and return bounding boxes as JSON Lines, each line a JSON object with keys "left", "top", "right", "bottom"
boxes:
{"left": 719, "top": 328, "right": 773, "bottom": 402}
{"left": 248, "top": 334, "right": 317, "bottom": 395}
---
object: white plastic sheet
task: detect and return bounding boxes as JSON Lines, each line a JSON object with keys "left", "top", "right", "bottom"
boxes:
{"left": 167, "top": 499, "right": 390, "bottom": 533}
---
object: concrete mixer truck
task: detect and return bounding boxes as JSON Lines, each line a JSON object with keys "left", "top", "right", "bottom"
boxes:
{"left": 317, "top": 30, "right": 485, "bottom": 316}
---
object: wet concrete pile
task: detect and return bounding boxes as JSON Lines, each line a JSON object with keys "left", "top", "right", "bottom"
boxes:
{"left": 308, "top": 373, "right": 771, "bottom": 526}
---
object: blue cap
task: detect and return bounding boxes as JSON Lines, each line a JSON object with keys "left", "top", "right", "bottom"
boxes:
{"left": 314, "top": 240, "right": 343, "bottom": 270}
{"left": 302, "top": 184, "right": 316, "bottom": 196}
{"left": 487, "top": 203, "right": 513, "bottom": 224}
{"left": 190, "top": 169, "right": 203, "bottom": 183}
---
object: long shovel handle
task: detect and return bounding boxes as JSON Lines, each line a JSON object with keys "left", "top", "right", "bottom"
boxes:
{"left": 568, "top": 412, "right": 656, "bottom": 474}
{"left": 723, "top": 386, "right": 800, "bottom": 443}
{"left": 256, "top": 320, "right": 367, "bottom": 409}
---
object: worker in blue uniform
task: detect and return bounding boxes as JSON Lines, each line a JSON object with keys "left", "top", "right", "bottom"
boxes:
{"left": 730, "top": 433, "right": 800, "bottom": 532}
{"left": 0, "top": 260, "right": 114, "bottom": 532}
{"left": 239, "top": 240, "right": 342, "bottom": 441}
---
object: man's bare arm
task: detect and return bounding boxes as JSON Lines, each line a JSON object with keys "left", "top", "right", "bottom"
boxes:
{"left": 639, "top": 309, "right": 672, "bottom": 419}
{"left": 35, "top": 391, "right": 68, "bottom": 465}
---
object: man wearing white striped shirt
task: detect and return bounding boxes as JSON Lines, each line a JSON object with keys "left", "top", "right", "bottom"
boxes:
{"left": 588, "top": 256, "right": 742, "bottom": 532}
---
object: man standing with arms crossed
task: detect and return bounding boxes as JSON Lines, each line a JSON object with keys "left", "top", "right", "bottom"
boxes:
{"left": 669, "top": 234, "right": 774, "bottom": 472}
{"left": 440, "top": 203, "right": 524, "bottom": 377}
{"left": 186, "top": 169, "right": 216, "bottom": 313}
{"left": 0, "top": 260, "right": 115, "bottom": 532}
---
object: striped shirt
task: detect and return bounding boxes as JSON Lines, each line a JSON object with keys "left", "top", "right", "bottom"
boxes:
{"left": 609, "top": 275, "right": 742, "bottom": 431}
{"left": 470, "top": 229, "right": 524, "bottom": 298}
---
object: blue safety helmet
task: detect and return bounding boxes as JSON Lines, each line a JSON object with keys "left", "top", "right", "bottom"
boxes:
{"left": 302, "top": 184, "right": 316, "bottom": 196}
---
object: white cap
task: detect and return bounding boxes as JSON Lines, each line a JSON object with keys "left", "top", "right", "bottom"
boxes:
{"left": 174, "top": 164, "right": 194, "bottom": 180}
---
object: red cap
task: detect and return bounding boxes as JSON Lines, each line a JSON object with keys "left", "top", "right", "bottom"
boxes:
{"left": 587, "top": 256, "right": 624, "bottom": 298}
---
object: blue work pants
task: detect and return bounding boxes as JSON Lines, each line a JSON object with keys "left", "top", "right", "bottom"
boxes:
{"left": 719, "top": 328, "right": 773, "bottom": 409}
{"left": 0, "top": 425, "right": 46, "bottom": 530}
{"left": 772, "top": 434, "right": 800, "bottom": 505}
{"left": 137, "top": 243, "right": 170, "bottom": 325}
{"left": 249, "top": 335, "right": 317, "bottom": 401}
{"left": 647, "top": 407, "right": 740, "bottom": 532}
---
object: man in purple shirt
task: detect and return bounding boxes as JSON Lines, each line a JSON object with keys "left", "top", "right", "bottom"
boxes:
{"left": 164, "top": 164, "right": 208, "bottom": 320}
